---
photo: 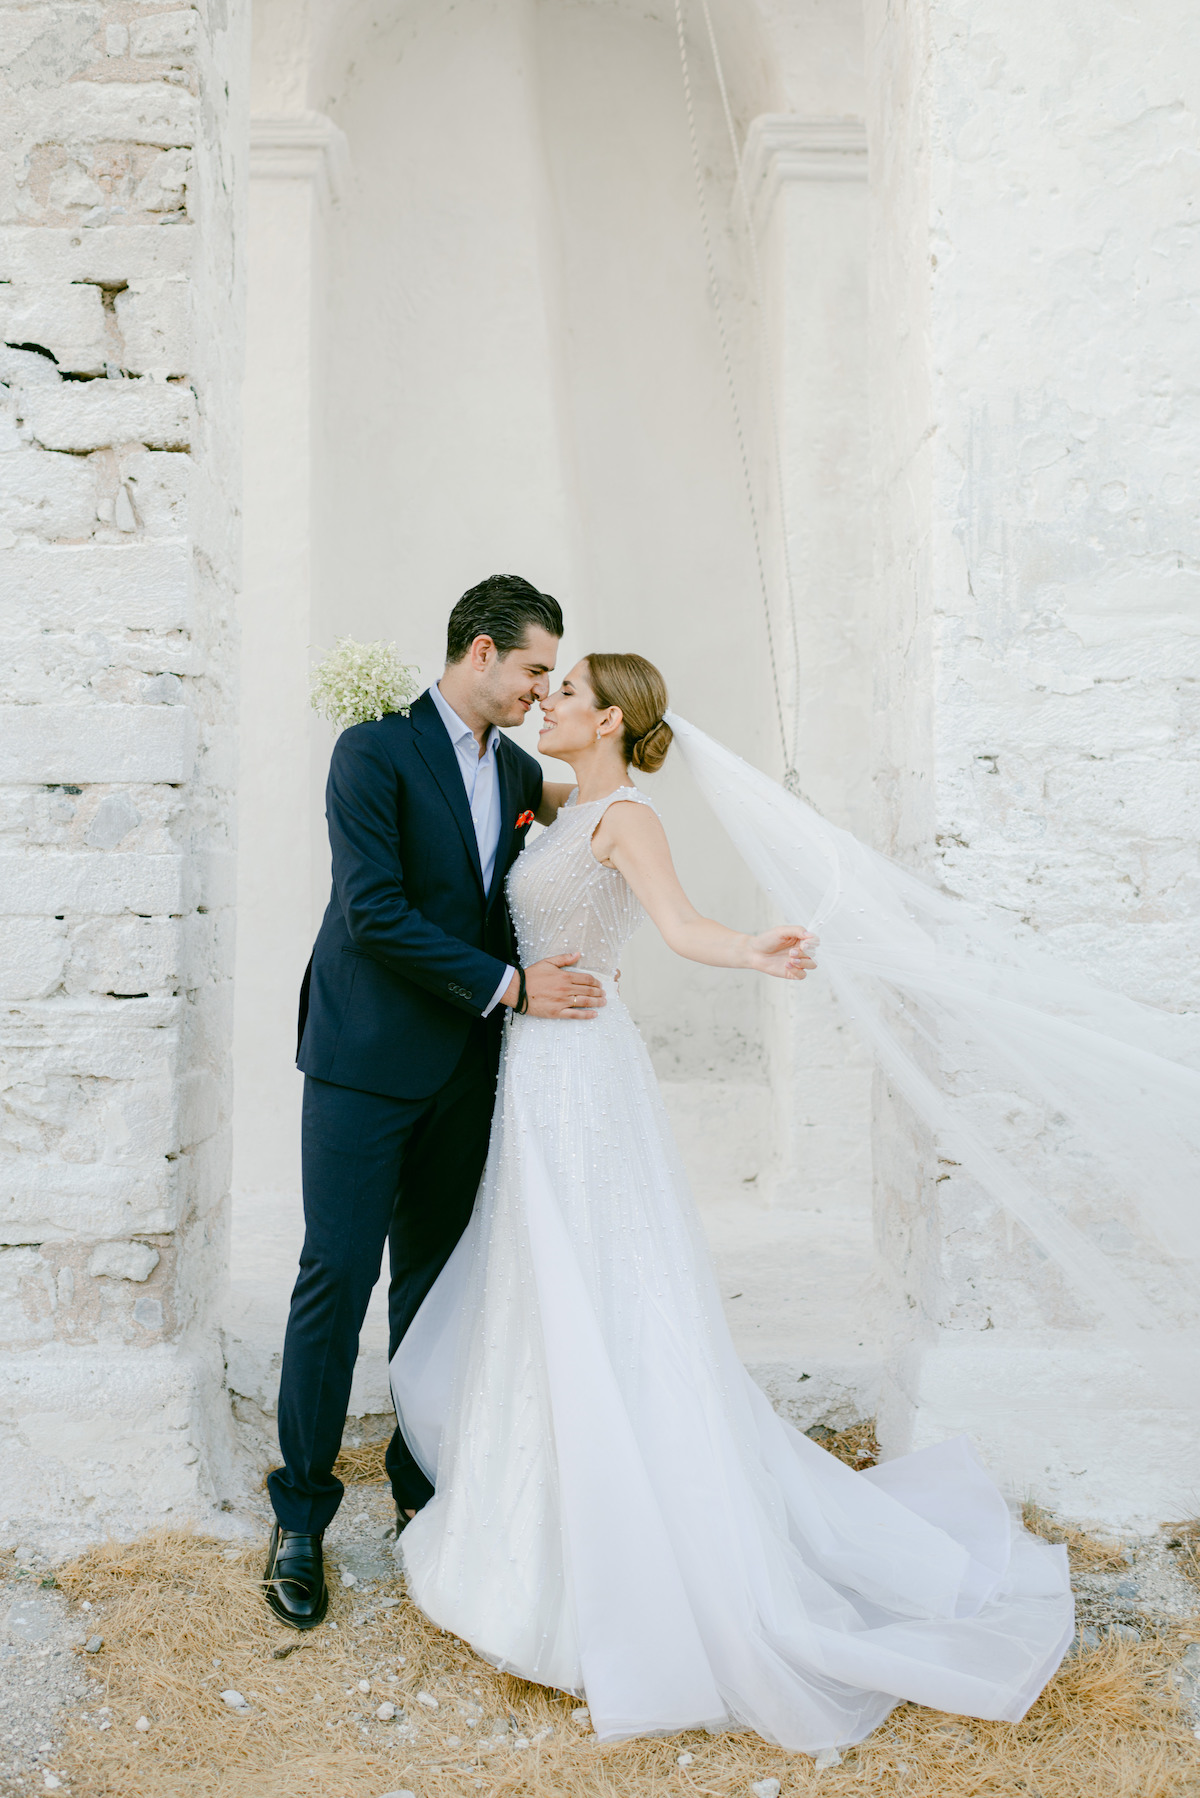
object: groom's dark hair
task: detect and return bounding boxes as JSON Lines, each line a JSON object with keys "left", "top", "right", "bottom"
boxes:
{"left": 445, "top": 574, "right": 563, "bottom": 663}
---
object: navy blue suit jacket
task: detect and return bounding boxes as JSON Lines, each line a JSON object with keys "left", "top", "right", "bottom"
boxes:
{"left": 296, "top": 689, "right": 543, "bottom": 1101}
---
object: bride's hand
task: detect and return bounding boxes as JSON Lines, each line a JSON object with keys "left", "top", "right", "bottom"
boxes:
{"left": 745, "top": 927, "right": 818, "bottom": 980}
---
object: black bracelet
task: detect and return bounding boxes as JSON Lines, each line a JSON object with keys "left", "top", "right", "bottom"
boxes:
{"left": 515, "top": 966, "right": 528, "bottom": 1015}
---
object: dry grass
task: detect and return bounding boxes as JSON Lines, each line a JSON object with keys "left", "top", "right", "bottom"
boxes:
{"left": 805, "top": 1420, "right": 879, "bottom": 1473}
{"left": 50, "top": 1522, "right": 1200, "bottom": 1798}
{"left": 332, "top": 1439, "right": 390, "bottom": 1486}
{"left": 1022, "top": 1500, "right": 1133, "bottom": 1573}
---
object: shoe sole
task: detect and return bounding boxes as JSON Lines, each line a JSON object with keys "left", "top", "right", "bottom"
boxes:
{"left": 264, "top": 1583, "right": 329, "bottom": 1630}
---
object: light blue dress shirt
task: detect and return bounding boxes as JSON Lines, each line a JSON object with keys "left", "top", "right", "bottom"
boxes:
{"left": 427, "top": 683, "right": 515, "bottom": 1015}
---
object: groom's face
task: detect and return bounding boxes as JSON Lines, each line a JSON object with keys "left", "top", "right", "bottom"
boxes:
{"left": 478, "top": 626, "right": 560, "bottom": 729}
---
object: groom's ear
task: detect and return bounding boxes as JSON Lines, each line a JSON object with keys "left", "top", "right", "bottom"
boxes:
{"left": 466, "top": 634, "right": 498, "bottom": 671}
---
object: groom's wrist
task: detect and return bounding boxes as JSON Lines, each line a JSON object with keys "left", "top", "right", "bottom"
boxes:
{"left": 501, "top": 967, "right": 521, "bottom": 1009}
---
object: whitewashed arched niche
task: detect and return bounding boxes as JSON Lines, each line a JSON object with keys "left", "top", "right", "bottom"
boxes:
{"left": 232, "top": 0, "right": 877, "bottom": 1446}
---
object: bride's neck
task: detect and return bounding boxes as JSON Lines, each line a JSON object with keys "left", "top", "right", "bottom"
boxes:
{"left": 568, "top": 744, "right": 631, "bottom": 804}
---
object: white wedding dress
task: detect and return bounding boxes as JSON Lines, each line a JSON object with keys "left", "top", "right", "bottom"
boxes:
{"left": 390, "top": 787, "right": 1074, "bottom": 1753}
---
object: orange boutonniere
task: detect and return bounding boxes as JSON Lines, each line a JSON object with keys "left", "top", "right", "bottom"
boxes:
{"left": 515, "top": 809, "right": 535, "bottom": 829}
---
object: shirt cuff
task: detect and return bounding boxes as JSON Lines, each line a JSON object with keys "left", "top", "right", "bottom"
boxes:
{"left": 482, "top": 966, "right": 516, "bottom": 1018}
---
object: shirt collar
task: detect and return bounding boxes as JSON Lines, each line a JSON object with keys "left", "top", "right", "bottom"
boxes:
{"left": 429, "top": 682, "right": 500, "bottom": 757}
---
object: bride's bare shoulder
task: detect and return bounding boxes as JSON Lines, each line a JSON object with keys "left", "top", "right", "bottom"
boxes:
{"left": 590, "top": 791, "right": 667, "bottom": 865}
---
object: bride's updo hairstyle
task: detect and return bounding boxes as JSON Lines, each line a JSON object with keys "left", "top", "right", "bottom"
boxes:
{"left": 585, "top": 653, "right": 673, "bottom": 773}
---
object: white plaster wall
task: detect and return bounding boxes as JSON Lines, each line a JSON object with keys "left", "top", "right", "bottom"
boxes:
{"left": 865, "top": 0, "right": 1200, "bottom": 1526}
{"left": 0, "top": 0, "right": 250, "bottom": 1538}
{"left": 229, "top": 0, "right": 884, "bottom": 1453}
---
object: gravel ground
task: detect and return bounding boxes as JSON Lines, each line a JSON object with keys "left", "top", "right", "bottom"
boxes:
{"left": 2, "top": 1487, "right": 1199, "bottom": 1792}
{"left": 0, "top": 1548, "right": 96, "bottom": 1797}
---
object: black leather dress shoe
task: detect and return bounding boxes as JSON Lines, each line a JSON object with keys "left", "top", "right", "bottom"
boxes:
{"left": 263, "top": 1523, "right": 329, "bottom": 1629}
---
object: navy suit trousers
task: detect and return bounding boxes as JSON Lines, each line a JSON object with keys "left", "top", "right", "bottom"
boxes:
{"left": 268, "top": 1027, "right": 493, "bottom": 1534}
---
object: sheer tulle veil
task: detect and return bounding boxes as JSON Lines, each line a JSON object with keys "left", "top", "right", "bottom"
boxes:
{"left": 663, "top": 712, "right": 1200, "bottom": 1369}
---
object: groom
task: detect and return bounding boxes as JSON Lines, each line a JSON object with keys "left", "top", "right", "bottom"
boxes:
{"left": 264, "top": 574, "right": 605, "bottom": 1628}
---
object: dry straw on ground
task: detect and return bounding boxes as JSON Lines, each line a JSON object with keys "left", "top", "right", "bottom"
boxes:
{"left": 50, "top": 1507, "right": 1200, "bottom": 1798}
{"left": 1021, "top": 1500, "right": 1132, "bottom": 1574}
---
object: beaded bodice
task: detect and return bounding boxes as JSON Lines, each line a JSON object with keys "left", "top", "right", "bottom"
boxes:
{"left": 506, "top": 788, "right": 656, "bottom": 977}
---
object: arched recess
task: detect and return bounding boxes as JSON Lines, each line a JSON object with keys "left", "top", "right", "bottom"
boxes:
{"left": 231, "top": 0, "right": 876, "bottom": 1448}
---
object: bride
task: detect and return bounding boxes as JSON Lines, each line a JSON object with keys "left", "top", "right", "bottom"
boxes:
{"left": 389, "top": 651, "right": 1074, "bottom": 1754}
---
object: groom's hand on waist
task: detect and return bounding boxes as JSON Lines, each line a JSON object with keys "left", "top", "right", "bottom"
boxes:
{"left": 504, "top": 954, "right": 606, "bottom": 1020}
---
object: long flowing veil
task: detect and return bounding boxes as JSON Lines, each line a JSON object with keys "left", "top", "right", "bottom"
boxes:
{"left": 664, "top": 712, "right": 1200, "bottom": 1360}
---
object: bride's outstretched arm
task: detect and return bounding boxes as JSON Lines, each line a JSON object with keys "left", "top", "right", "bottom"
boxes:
{"left": 593, "top": 801, "right": 816, "bottom": 980}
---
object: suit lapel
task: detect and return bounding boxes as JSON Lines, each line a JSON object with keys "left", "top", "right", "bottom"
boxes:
{"left": 409, "top": 691, "right": 486, "bottom": 900}
{"left": 487, "top": 739, "right": 519, "bottom": 912}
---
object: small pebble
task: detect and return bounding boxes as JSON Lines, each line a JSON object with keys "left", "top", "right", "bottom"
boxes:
{"left": 447, "top": 1733, "right": 462, "bottom": 1746}
{"left": 512, "top": 1735, "right": 529, "bottom": 1749}
{"left": 341, "top": 1571, "right": 357, "bottom": 1588}
{"left": 752, "top": 1780, "right": 782, "bottom": 1798}
{"left": 677, "top": 1751, "right": 694, "bottom": 1766}
{"left": 376, "top": 1702, "right": 396, "bottom": 1720}
{"left": 571, "top": 1705, "right": 591, "bottom": 1727}
{"left": 379, "top": 1596, "right": 400, "bottom": 1609}
{"left": 43, "top": 1778, "right": 62, "bottom": 1792}
{"left": 357, "top": 1679, "right": 371, "bottom": 1694}
{"left": 85, "top": 1636, "right": 103, "bottom": 1654}
{"left": 378, "top": 1790, "right": 416, "bottom": 1798}
{"left": 134, "top": 1716, "right": 150, "bottom": 1731}
{"left": 415, "top": 1690, "right": 439, "bottom": 1709}
{"left": 815, "top": 1746, "right": 842, "bottom": 1769}
{"left": 220, "top": 1690, "right": 249, "bottom": 1710}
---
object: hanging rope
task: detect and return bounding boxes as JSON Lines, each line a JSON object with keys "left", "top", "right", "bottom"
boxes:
{"left": 672, "top": 0, "right": 804, "bottom": 793}
{"left": 672, "top": 0, "right": 802, "bottom": 791}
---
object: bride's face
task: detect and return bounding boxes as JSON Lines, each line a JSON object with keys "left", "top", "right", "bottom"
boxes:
{"left": 538, "top": 662, "right": 619, "bottom": 761}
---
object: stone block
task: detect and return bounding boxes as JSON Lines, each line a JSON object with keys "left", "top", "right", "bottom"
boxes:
{"left": 0, "top": 228, "right": 193, "bottom": 288}
{"left": 0, "top": 851, "right": 186, "bottom": 917}
{"left": 0, "top": 283, "right": 107, "bottom": 376}
{"left": 115, "top": 281, "right": 189, "bottom": 377}
{"left": 0, "top": 447, "right": 97, "bottom": 540}
{"left": 87, "top": 1241, "right": 160, "bottom": 1282}
{"left": 129, "top": 10, "right": 197, "bottom": 57}
{"left": 0, "top": 542, "right": 191, "bottom": 632}
{"left": 83, "top": 793, "right": 142, "bottom": 850}
{"left": 0, "top": 344, "right": 60, "bottom": 390}
{"left": 0, "top": 1341, "right": 236, "bottom": 1533}
{"left": 0, "top": 703, "right": 197, "bottom": 783}
{"left": 132, "top": 147, "right": 192, "bottom": 216}
{"left": 881, "top": 1328, "right": 1200, "bottom": 1532}
{"left": 1044, "top": 759, "right": 1200, "bottom": 840}
{"left": 30, "top": 82, "right": 196, "bottom": 150}
{"left": 177, "top": 1067, "right": 222, "bottom": 1147}
{"left": 0, "top": 918, "right": 66, "bottom": 1000}
{"left": 0, "top": 1249, "right": 55, "bottom": 1347}
{"left": 23, "top": 381, "right": 195, "bottom": 453}
{"left": 187, "top": 850, "right": 236, "bottom": 912}
{"left": 64, "top": 915, "right": 181, "bottom": 996}
{"left": 121, "top": 449, "right": 189, "bottom": 534}
{"left": 0, "top": 1163, "right": 173, "bottom": 1244}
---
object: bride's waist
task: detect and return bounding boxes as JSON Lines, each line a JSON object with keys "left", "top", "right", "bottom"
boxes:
{"left": 510, "top": 970, "right": 626, "bottom": 1021}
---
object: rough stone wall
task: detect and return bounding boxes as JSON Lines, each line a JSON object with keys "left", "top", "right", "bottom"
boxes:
{"left": 865, "top": 0, "right": 1200, "bottom": 1525}
{"left": 0, "top": 0, "right": 248, "bottom": 1534}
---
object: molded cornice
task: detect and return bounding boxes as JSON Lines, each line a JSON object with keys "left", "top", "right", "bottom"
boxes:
{"left": 249, "top": 111, "right": 349, "bottom": 208}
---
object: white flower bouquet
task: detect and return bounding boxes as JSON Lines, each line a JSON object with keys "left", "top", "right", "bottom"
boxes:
{"left": 309, "top": 636, "right": 420, "bottom": 731}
